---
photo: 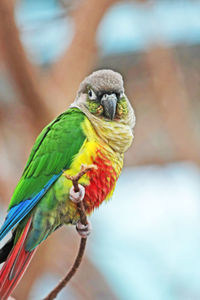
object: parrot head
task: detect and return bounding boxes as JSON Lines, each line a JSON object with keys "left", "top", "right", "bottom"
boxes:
{"left": 75, "top": 69, "right": 134, "bottom": 122}
{"left": 71, "top": 69, "right": 135, "bottom": 153}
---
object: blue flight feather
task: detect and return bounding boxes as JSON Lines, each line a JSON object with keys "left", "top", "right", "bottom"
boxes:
{"left": 0, "top": 173, "right": 61, "bottom": 241}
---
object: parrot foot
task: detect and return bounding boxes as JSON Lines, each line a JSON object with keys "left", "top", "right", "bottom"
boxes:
{"left": 76, "top": 220, "right": 92, "bottom": 238}
{"left": 69, "top": 184, "right": 85, "bottom": 203}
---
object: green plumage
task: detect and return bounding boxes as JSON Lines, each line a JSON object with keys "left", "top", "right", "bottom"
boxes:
{"left": 9, "top": 108, "right": 86, "bottom": 209}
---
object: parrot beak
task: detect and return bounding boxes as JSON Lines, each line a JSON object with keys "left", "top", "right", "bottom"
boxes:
{"left": 101, "top": 93, "right": 118, "bottom": 120}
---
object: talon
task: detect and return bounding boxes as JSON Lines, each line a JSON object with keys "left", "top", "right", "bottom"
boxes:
{"left": 76, "top": 220, "right": 92, "bottom": 238}
{"left": 69, "top": 184, "right": 85, "bottom": 203}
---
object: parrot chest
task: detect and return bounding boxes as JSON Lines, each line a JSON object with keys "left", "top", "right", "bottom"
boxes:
{"left": 83, "top": 146, "right": 123, "bottom": 213}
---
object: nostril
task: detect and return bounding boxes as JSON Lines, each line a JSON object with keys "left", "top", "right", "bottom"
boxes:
{"left": 101, "top": 94, "right": 108, "bottom": 102}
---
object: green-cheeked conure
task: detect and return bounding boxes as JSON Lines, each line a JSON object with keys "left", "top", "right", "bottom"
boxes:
{"left": 0, "top": 69, "right": 135, "bottom": 299}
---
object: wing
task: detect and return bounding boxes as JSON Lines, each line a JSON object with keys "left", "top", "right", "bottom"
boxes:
{"left": 0, "top": 108, "right": 86, "bottom": 240}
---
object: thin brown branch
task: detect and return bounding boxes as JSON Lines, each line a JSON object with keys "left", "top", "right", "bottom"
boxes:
{"left": 43, "top": 238, "right": 87, "bottom": 300}
{"left": 43, "top": 164, "right": 96, "bottom": 300}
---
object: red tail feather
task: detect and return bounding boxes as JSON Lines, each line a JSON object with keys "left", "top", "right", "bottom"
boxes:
{"left": 0, "top": 218, "right": 36, "bottom": 300}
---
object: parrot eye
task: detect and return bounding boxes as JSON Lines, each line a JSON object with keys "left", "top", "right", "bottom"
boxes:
{"left": 88, "top": 89, "right": 97, "bottom": 100}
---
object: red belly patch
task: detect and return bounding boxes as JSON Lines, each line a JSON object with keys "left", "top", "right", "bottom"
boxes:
{"left": 84, "top": 149, "right": 118, "bottom": 213}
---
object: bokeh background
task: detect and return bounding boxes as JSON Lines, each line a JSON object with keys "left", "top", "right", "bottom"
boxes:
{"left": 0, "top": 0, "right": 200, "bottom": 299}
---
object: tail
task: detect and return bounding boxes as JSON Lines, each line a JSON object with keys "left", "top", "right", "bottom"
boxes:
{"left": 0, "top": 218, "right": 36, "bottom": 300}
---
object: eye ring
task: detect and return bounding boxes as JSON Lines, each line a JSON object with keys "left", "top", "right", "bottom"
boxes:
{"left": 88, "top": 89, "right": 97, "bottom": 100}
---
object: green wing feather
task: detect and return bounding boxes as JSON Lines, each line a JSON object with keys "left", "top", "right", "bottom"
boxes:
{"left": 9, "top": 108, "right": 86, "bottom": 209}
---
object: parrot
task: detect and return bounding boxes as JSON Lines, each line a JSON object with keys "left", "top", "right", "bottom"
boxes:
{"left": 0, "top": 69, "right": 135, "bottom": 299}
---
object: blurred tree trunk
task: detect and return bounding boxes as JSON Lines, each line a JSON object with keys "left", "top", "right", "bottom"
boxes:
{"left": 0, "top": 0, "right": 50, "bottom": 131}
{"left": 44, "top": 0, "right": 118, "bottom": 115}
{"left": 145, "top": 46, "right": 200, "bottom": 163}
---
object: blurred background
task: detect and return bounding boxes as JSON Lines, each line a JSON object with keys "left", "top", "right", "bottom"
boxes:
{"left": 0, "top": 0, "right": 200, "bottom": 299}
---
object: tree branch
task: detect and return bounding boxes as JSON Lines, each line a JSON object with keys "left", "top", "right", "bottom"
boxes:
{"left": 43, "top": 164, "right": 96, "bottom": 300}
{"left": 43, "top": 238, "right": 87, "bottom": 300}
